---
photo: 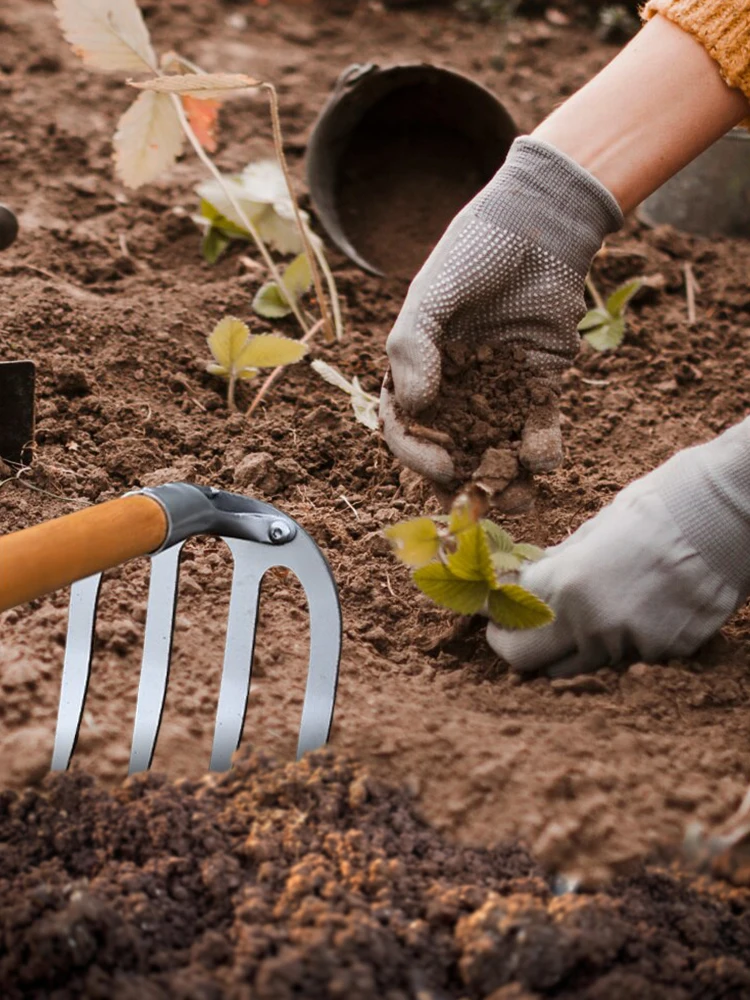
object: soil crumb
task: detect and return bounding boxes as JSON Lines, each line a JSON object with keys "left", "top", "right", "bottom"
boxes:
{"left": 3, "top": 748, "right": 750, "bottom": 1000}
{"left": 404, "top": 341, "right": 541, "bottom": 502}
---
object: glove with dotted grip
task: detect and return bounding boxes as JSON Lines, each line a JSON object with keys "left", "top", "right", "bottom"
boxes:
{"left": 488, "top": 419, "right": 750, "bottom": 676}
{"left": 380, "top": 136, "right": 623, "bottom": 487}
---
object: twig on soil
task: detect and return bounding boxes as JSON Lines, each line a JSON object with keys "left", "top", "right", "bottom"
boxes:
{"left": 0, "top": 466, "right": 90, "bottom": 506}
{"left": 337, "top": 495, "right": 360, "bottom": 519}
{"left": 384, "top": 570, "right": 395, "bottom": 598}
{"left": 246, "top": 317, "right": 325, "bottom": 417}
{"left": 683, "top": 262, "right": 699, "bottom": 326}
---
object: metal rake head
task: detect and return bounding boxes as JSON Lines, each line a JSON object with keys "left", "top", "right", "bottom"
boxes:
{"left": 51, "top": 484, "right": 342, "bottom": 775}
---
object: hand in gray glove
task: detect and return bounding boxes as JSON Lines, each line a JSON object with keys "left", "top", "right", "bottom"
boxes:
{"left": 488, "top": 420, "right": 750, "bottom": 677}
{"left": 380, "top": 136, "right": 623, "bottom": 486}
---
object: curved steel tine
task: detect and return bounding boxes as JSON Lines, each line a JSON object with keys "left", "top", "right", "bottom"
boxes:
{"left": 209, "top": 538, "right": 263, "bottom": 771}
{"left": 272, "top": 529, "right": 342, "bottom": 759}
{"left": 51, "top": 572, "right": 103, "bottom": 771}
{"left": 129, "top": 542, "right": 185, "bottom": 775}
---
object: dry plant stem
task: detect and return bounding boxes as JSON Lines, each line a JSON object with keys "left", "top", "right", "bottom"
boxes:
{"left": 247, "top": 318, "right": 325, "bottom": 418}
{"left": 585, "top": 273, "right": 606, "bottom": 311}
{"left": 170, "top": 94, "right": 310, "bottom": 336}
{"left": 684, "top": 261, "right": 697, "bottom": 326}
{"left": 261, "top": 83, "right": 335, "bottom": 342}
{"left": 308, "top": 232, "right": 344, "bottom": 343}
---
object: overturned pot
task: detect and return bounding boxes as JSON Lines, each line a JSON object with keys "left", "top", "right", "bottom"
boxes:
{"left": 306, "top": 63, "right": 517, "bottom": 279}
{"left": 638, "top": 127, "right": 750, "bottom": 238}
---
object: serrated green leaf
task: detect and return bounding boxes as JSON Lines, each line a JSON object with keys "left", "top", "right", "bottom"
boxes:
{"left": 488, "top": 584, "right": 555, "bottom": 630}
{"left": 445, "top": 524, "right": 497, "bottom": 584}
{"left": 480, "top": 519, "right": 514, "bottom": 554}
{"left": 384, "top": 518, "right": 440, "bottom": 568}
{"left": 606, "top": 278, "right": 643, "bottom": 317}
{"left": 584, "top": 316, "right": 625, "bottom": 352}
{"left": 235, "top": 333, "right": 309, "bottom": 370}
{"left": 512, "top": 542, "right": 545, "bottom": 563}
{"left": 492, "top": 551, "right": 522, "bottom": 573}
{"left": 413, "top": 563, "right": 489, "bottom": 616}
{"left": 578, "top": 308, "right": 611, "bottom": 332}
{"left": 201, "top": 226, "right": 232, "bottom": 265}
{"left": 252, "top": 281, "right": 292, "bottom": 319}
{"left": 208, "top": 317, "right": 251, "bottom": 372}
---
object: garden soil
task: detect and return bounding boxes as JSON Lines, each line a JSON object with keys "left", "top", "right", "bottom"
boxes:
{"left": 3, "top": 0, "right": 750, "bottom": 995}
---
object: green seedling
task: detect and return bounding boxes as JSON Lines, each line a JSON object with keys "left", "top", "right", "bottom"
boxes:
{"left": 54, "top": 0, "right": 338, "bottom": 342}
{"left": 310, "top": 360, "right": 379, "bottom": 431}
{"left": 206, "top": 317, "right": 308, "bottom": 411}
{"left": 578, "top": 276, "right": 643, "bottom": 352}
{"left": 385, "top": 493, "right": 553, "bottom": 630}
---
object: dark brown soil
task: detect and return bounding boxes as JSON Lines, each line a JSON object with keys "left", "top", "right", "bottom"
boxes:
{"left": 337, "top": 125, "right": 487, "bottom": 279}
{"left": 4, "top": 0, "right": 750, "bottom": 994}
{"left": 4, "top": 748, "right": 750, "bottom": 1000}
{"left": 425, "top": 341, "right": 531, "bottom": 484}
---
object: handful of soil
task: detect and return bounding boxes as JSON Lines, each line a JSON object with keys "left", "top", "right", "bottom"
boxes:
{"left": 406, "top": 341, "right": 545, "bottom": 505}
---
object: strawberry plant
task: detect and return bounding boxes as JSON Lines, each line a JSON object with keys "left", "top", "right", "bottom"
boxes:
{"left": 385, "top": 493, "right": 554, "bottom": 630}
{"left": 205, "top": 317, "right": 308, "bottom": 411}
{"left": 54, "top": 0, "right": 341, "bottom": 342}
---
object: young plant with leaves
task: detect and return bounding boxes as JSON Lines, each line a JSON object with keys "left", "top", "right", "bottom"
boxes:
{"left": 578, "top": 276, "right": 644, "bottom": 352}
{"left": 206, "top": 317, "right": 308, "bottom": 411}
{"left": 54, "top": 0, "right": 340, "bottom": 342}
{"left": 384, "top": 494, "right": 554, "bottom": 630}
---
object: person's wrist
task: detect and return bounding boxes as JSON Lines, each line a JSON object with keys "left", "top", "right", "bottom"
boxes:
{"left": 474, "top": 136, "right": 624, "bottom": 276}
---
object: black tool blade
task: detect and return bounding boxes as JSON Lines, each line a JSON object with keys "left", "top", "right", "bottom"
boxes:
{"left": 0, "top": 360, "right": 35, "bottom": 465}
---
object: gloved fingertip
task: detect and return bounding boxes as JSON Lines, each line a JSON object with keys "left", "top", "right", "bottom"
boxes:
{"left": 546, "top": 650, "right": 600, "bottom": 679}
{"left": 380, "top": 386, "right": 456, "bottom": 485}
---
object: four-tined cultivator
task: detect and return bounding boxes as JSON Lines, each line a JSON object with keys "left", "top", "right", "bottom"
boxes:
{"left": 0, "top": 483, "right": 342, "bottom": 774}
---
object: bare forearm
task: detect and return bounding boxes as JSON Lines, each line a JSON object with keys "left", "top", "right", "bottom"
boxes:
{"left": 533, "top": 14, "right": 750, "bottom": 214}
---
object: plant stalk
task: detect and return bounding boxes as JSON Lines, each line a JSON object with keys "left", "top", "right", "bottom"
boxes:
{"left": 307, "top": 229, "right": 344, "bottom": 343}
{"left": 262, "top": 82, "right": 335, "bottom": 341}
{"left": 585, "top": 273, "right": 606, "bottom": 312}
{"left": 170, "top": 94, "right": 310, "bottom": 336}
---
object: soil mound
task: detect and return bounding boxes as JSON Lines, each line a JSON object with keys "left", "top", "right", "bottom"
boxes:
{"left": 3, "top": 749, "right": 750, "bottom": 1000}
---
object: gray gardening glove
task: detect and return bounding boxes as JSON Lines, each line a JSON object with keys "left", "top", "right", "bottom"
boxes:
{"left": 380, "top": 136, "right": 623, "bottom": 485}
{"left": 488, "top": 419, "right": 750, "bottom": 677}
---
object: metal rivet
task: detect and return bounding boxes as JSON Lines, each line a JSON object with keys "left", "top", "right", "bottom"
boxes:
{"left": 269, "top": 520, "right": 290, "bottom": 543}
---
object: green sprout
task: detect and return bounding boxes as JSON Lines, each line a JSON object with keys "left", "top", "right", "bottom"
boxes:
{"left": 384, "top": 494, "right": 553, "bottom": 630}
{"left": 578, "top": 276, "right": 644, "bottom": 352}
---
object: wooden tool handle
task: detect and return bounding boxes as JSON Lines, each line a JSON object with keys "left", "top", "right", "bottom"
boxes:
{"left": 0, "top": 494, "right": 168, "bottom": 613}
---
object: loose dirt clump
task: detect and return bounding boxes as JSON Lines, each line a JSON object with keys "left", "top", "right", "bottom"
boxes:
{"left": 3, "top": 748, "right": 750, "bottom": 1000}
{"left": 406, "top": 341, "right": 536, "bottom": 495}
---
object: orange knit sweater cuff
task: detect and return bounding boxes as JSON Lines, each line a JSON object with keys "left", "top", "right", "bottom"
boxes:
{"left": 642, "top": 0, "right": 750, "bottom": 126}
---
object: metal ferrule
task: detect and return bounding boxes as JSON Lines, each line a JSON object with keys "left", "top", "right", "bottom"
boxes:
{"left": 137, "top": 482, "right": 298, "bottom": 552}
